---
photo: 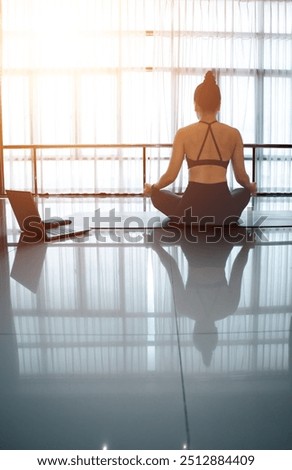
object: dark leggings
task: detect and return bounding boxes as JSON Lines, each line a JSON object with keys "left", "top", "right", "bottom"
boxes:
{"left": 151, "top": 182, "right": 250, "bottom": 225}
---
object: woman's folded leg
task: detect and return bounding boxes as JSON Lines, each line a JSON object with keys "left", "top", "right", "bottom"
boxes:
{"left": 230, "top": 188, "right": 251, "bottom": 218}
{"left": 150, "top": 186, "right": 182, "bottom": 217}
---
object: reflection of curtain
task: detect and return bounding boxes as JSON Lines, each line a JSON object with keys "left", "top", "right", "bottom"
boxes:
{"left": 10, "top": 242, "right": 292, "bottom": 376}
{"left": 1, "top": 0, "right": 291, "bottom": 193}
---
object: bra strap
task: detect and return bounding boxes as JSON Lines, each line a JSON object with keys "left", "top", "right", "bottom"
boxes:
{"left": 209, "top": 126, "right": 222, "bottom": 160}
{"left": 197, "top": 121, "right": 222, "bottom": 160}
{"left": 196, "top": 126, "right": 210, "bottom": 160}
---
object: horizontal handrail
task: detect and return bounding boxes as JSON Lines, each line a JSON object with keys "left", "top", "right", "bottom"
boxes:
{"left": 2, "top": 143, "right": 292, "bottom": 149}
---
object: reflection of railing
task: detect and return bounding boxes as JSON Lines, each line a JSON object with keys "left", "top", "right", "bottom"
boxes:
{"left": 1, "top": 143, "right": 292, "bottom": 196}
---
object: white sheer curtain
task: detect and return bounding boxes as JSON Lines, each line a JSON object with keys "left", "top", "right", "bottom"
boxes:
{"left": 1, "top": 0, "right": 291, "bottom": 194}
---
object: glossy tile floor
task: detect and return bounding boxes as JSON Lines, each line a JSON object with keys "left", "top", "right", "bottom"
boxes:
{"left": 0, "top": 196, "right": 292, "bottom": 450}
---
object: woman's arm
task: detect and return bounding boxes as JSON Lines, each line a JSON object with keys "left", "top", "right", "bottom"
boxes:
{"left": 231, "top": 130, "right": 257, "bottom": 195}
{"left": 144, "top": 129, "right": 185, "bottom": 194}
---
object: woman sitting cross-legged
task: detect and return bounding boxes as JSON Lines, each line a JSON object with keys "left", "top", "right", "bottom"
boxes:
{"left": 144, "top": 71, "right": 257, "bottom": 226}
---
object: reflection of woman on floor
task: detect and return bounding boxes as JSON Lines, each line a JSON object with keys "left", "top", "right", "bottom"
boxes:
{"left": 152, "top": 234, "right": 252, "bottom": 366}
{"left": 144, "top": 71, "right": 256, "bottom": 225}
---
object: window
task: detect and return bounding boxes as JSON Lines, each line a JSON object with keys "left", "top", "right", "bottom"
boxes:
{"left": 0, "top": 0, "right": 291, "bottom": 194}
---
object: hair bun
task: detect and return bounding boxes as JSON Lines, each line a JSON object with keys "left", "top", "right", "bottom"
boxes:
{"left": 204, "top": 71, "right": 216, "bottom": 86}
{"left": 194, "top": 71, "right": 221, "bottom": 112}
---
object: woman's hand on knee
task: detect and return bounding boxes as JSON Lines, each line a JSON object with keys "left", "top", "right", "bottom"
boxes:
{"left": 249, "top": 182, "right": 257, "bottom": 195}
{"left": 144, "top": 183, "right": 153, "bottom": 196}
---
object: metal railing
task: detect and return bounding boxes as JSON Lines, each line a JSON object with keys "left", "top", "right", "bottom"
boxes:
{"left": 1, "top": 142, "right": 292, "bottom": 196}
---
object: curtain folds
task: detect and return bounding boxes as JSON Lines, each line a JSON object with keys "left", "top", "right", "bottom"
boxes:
{"left": 0, "top": 0, "right": 291, "bottom": 194}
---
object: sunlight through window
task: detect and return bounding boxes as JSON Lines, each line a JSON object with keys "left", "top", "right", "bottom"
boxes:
{"left": 1, "top": 0, "right": 291, "bottom": 194}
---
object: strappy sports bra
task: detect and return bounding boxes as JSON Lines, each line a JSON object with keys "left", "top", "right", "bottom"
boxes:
{"left": 186, "top": 121, "right": 229, "bottom": 169}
